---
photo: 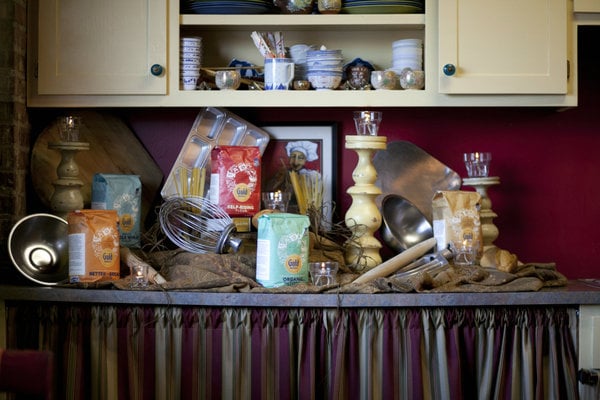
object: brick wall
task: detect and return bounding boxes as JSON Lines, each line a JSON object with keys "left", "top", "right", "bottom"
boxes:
{"left": 0, "top": 0, "right": 29, "bottom": 278}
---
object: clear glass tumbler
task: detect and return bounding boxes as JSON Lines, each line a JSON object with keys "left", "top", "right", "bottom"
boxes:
{"left": 353, "top": 110, "right": 382, "bottom": 136}
{"left": 57, "top": 116, "right": 81, "bottom": 142}
{"left": 463, "top": 152, "right": 492, "bottom": 177}
{"left": 309, "top": 261, "right": 339, "bottom": 286}
{"left": 262, "top": 191, "right": 291, "bottom": 212}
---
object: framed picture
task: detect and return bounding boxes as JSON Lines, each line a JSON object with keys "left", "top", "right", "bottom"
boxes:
{"left": 260, "top": 124, "right": 337, "bottom": 223}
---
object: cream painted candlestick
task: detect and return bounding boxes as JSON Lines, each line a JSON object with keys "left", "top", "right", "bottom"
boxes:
{"left": 462, "top": 176, "right": 500, "bottom": 251}
{"left": 344, "top": 135, "right": 387, "bottom": 271}
{"left": 48, "top": 141, "right": 90, "bottom": 218}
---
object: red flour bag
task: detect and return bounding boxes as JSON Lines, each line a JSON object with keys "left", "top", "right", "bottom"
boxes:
{"left": 209, "top": 146, "right": 261, "bottom": 217}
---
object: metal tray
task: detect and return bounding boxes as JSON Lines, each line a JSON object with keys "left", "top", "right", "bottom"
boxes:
{"left": 161, "top": 107, "right": 270, "bottom": 199}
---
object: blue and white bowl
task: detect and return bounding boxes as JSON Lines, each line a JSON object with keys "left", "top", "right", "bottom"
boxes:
{"left": 307, "top": 71, "right": 342, "bottom": 90}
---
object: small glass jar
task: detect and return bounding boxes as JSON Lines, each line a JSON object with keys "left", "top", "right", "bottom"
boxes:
{"left": 318, "top": 0, "right": 341, "bottom": 14}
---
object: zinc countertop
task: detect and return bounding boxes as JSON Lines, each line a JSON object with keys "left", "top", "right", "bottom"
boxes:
{"left": 1, "top": 280, "right": 600, "bottom": 308}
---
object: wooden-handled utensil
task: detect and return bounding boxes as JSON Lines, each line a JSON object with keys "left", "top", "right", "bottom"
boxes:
{"left": 353, "top": 237, "right": 437, "bottom": 284}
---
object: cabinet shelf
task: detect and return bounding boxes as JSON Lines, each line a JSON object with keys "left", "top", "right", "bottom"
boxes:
{"left": 172, "top": 88, "right": 432, "bottom": 107}
{"left": 178, "top": 12, "right": 428, "bottom": 103}
{"left": 180, "top": 14, "right": 426, "bottom": 30}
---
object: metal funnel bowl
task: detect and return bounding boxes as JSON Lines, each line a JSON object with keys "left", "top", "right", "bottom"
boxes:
{"left": 8, "top": 213, "right": 69, "bottom": 285}
{"left": 380, "top": 194, "right": 433, "bottom": 254}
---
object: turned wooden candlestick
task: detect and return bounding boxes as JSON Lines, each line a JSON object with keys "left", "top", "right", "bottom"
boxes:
{"left": 462, "top": 176, "right": 500, "bottom": 251}
{"left": 48, "top": 141, "right": 90, "bottom": 219}
{"left": 344, "top": 135, "right": 387, "bottom": 271}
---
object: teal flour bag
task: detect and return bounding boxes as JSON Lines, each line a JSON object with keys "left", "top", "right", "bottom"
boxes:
{"left": 256, "top": 213, "right": 310, "bottom": 288}
{"left": 92, "top": 174, "right": 142, "bottom": 248}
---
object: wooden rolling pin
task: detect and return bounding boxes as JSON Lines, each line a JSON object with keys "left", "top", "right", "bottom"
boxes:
{"left": 353, "top": 237, "right": 437, "bottom": 284}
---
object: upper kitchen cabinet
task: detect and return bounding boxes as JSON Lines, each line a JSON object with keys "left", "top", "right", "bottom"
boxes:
{"left": 575, "top": 0, "right": 600, "bottom": 12}
{"left": 28, "top": 0, "right": 167, "bottom": 103}
{"left": 438, "top": 0, "right": 569, "bottom": 95}
{"left": 27, "top": 0, "right": 578, "bottom": 107}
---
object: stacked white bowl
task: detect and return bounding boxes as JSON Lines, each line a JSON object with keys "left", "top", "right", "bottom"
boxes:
{"left": 390, "top": 38, "right": 423, "bottom": 75}
{"left": 305, "top": 48, "right": 344, "bottom": 90}
{"left": 180, "top": 36, "right": 202, "bottom": 90}
{"left": 289, "top": 44, "right": 316, "bottom": 81}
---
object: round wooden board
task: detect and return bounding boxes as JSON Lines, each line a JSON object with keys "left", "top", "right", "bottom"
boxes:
{"left": 31, "top": 111, "right": 164, "bottom": 222}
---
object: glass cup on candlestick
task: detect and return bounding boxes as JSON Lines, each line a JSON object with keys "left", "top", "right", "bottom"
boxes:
{"left": 57, "top": 116, "right": 82, "bottom": 142}
{"left": 353, "top": 111, "right": 382, "bottom": 136}
{"left": 464, "top": 152, "right": 491, "bottom": 177}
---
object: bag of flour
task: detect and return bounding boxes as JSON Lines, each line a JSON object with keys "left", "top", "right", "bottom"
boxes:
{"left": 92, "top": 173, "right": 142, "bottom": 248}
{"left": 68, "top": 209, "right": 120, "bottom": 283}
{"left": 432, "top": 190, "right": 482, "bottom": 266}
{"left": 209, "top": 146, "right": 261, "bottom": 217}
{"left": 256, "top": 213, "right": 310, "bottom": 288}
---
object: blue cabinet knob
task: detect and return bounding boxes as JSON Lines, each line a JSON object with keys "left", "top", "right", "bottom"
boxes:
{"left": 150, "top": 64, "right": 164, "bottom": 76}
{"left": 443, "top": 64, "right": 456, "bottom": 76}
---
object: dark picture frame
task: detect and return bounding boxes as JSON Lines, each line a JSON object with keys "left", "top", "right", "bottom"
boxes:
{"left": 261, "top": 124, "right": 337, "bottom": 223}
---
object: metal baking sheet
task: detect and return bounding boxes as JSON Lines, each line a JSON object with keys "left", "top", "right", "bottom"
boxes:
{"left": 373, "top": 140, "right": 462, "bottom": 222}
{"left": 161, "top": 107, "right": 270, "bottom": 199}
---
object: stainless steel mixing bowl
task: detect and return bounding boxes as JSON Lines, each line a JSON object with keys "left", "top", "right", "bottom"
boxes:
{"left": 8, "top": 213, "right": 69, "bottom": 285}
{"left": 380, "top": 194, "right": 433, "bottom": 253}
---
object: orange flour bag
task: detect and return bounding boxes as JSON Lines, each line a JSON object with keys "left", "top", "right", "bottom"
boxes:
{"left": 67, "top": 209, "right": 120, "bottom": 283}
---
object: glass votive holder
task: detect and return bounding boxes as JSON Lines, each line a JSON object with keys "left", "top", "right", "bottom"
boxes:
{"left": 130, "top": 263, "right": 149, "bottom": 288}
{"left": 309, "top": 261, "right": 339, "bottom": 286}
{"left": 262, "top": 191, "right": 291, "bottom": 212}
{"left": 57, "top": 116, "right": 81, "bottom": 142}
{"left": 450, "top": 240, "right": 478, "bottom": 266}
{"left": 353, "top": 110, "right": 382, "bottom": 136}
{"left": 463, "top": 152, "right": 492, "bottom": 177}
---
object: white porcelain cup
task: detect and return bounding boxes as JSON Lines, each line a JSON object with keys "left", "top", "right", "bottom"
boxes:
{"left": 181, "top": 75, "right": 199, "bottom": 90}
{"left": 264, "top": 58, "right": 295, "bottom": 90}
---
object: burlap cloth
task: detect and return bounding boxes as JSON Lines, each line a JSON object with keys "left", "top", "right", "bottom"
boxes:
{"left": 108, "top": 249, "right": 567, "bottom": 294}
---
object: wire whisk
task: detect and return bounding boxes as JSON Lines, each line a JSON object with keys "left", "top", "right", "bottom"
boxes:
{"left": 159, "top": 196, "right": 242, "bottom": 254}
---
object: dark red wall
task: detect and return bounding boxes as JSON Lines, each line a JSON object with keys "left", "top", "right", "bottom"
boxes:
{"left": 27, "top": 27, "right": 597, "bottom": 279}
{"left": 125, "top": 27, "right": 600, "bottom": 279}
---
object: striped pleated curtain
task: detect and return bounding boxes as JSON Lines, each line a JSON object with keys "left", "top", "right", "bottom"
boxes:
{"left": 5, "top": 303, "right": 579, "bottom": 400}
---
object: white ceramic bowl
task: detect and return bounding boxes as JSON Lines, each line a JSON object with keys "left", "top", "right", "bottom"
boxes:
{"left": 181, "top": 46, "right": 201, "bottom": 55}
{"left": 181, "top": 64, "right": 200, "bottom": 72}
{"left": 391, "top": 60, "right": 423, "bottom": 71}
{"left": 180, "top": 37, "right": 202, "bottom": 47}
{"left": 308, "top": 73, "right": 342, "bottom": 90}
{"left": 392, "top": 39, "right": 423, "bottom": 48}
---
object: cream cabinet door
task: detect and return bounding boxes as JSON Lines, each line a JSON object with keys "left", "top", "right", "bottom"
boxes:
{"left": 37, "top": 0, "right": 167, "bottom": 95}
{"left": 575, "top": 0, "right": 600, "bottom": 12}
{"left": 438, "top": 0, "right": 568, "bottom": 94}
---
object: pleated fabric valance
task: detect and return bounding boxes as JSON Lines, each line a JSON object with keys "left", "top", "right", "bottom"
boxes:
{"left": 6, "top": 303, "right": 579, "bottom": 399}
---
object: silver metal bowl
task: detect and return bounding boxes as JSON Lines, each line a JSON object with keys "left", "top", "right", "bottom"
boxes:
{"left": 380, "top": 194, "right": 433, "bottom": 253}
{"left": 8, "top": 213, "right": 69, "bottom": 285}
